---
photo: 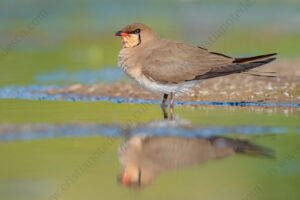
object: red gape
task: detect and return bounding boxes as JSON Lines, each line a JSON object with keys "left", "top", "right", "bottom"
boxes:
{"left": 122, "top": 173, "right": 131, "bottom": 185}
{"left": 121, "top": 33, "right": 131, "bottom": 37}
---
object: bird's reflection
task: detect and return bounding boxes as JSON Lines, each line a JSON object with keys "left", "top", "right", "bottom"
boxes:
{"left": 117, "top": 119, "right": 274, "bottom": 188}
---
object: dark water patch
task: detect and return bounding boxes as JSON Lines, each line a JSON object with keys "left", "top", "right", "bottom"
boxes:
{"left": 0, "top": 122, "right": 289, "bottom": 142}
{"left": 1, "top": 85, "right": 300, "bottom": 108}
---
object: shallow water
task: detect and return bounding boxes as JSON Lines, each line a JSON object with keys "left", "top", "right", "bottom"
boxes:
{"left": 0, "top": 99, "right": 300, "bottom": 200}
{"left": 1, "top": 85, "right": 300, "bottom": 107}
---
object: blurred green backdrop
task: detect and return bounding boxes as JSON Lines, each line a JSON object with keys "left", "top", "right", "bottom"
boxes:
{"left": 0, "top": 0, "right": 299, "bottom": 86}
{"left": 1, "top": 1, "right": 300, "bottom": 200}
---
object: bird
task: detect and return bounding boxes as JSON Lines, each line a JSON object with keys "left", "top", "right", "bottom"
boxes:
{"left": 115, "top": 23, "right": 277, "bottom": 120}
{"left": 118, "top": 135, "right": 274, "bottom": 188}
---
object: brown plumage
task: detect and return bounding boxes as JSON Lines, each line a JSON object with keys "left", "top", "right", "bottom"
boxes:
{"left": 115, "top": 23, "right": 277, "bottom": 119}
{"left": 118, "top": 135, "right": 274, "bottom": 188}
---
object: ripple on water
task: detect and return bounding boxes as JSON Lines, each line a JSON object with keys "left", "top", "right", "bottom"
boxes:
{"left": 0, "top": 121, "right": 290, "bottom": 142}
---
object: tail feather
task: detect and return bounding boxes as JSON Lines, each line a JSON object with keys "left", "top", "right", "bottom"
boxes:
{"left": 247, "top": 70, "right": 276, "bottom": 74}
{"left": 242, "top": 72, "right": 277, "bottom": 78}
{"left": 243, "top": 69, "right": 277, "bottom": 77}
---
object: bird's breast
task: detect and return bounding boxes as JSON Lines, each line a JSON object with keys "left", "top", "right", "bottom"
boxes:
{"left": 118, "top": 50, "right": 142, "bottom": 81}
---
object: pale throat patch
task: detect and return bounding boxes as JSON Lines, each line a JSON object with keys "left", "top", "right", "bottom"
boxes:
{"left": 121, "top": 34, "right": 140, "bottom": 48}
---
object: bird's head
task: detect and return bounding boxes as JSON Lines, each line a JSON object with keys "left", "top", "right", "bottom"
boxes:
{"left": 115, "top": 23, "right": 158, "bottom": 48}
{"left": 117, "top": 164, "right": 156, "bottom": 188}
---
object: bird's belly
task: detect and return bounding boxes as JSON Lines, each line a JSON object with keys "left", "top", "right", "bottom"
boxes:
{"left": 118, "top": 54, "right": 201, "bottom": 95}
{"left": 136, "top": 76, "right": 201, "bottom": 95}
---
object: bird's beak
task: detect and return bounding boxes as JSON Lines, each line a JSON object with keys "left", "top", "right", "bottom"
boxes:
{"left": 115, "top": 30, "right": 131, "bottom": 37}
{"left": 115, "top": 30, "right": 122, "bottom": 36}
{"left": 122, "top": 172, "right": 131, "bottom": 185}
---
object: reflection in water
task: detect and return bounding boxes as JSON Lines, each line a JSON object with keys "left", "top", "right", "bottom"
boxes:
{"left": 118, "top": 120, "right": 274, "bottom": 188}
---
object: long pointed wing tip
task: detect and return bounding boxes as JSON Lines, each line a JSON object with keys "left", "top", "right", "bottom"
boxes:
{"left": 269, "top": 53, "right": 277, "bottom": 56}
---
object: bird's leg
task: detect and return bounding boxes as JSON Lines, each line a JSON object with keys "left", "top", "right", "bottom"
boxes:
{"left": 170, "top": 92, "right": 175, "bottom": 120}
{"left": 161, "top": 93, "right": 169, "bottom": 119}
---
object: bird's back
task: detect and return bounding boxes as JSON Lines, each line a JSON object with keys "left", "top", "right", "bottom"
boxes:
{"left": 142, "top": 40, "right": 234, "bottom": 84}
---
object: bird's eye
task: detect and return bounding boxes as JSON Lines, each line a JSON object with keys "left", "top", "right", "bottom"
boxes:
{"left": 133, "top": 29, "right": 141, "bottom": 34}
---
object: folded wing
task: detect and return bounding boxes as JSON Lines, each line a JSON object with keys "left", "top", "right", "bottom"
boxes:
{"left": 142, "top": 40, "right": 276, "bottom": 84}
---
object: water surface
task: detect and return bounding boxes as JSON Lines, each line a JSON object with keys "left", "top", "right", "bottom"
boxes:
{"left": 0, "top": 100, "right": 299, "bottom": 200}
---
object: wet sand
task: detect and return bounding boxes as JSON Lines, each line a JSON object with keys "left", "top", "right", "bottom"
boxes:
{"left": 47, "top": 59, "right": 300, "bottom": 103}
